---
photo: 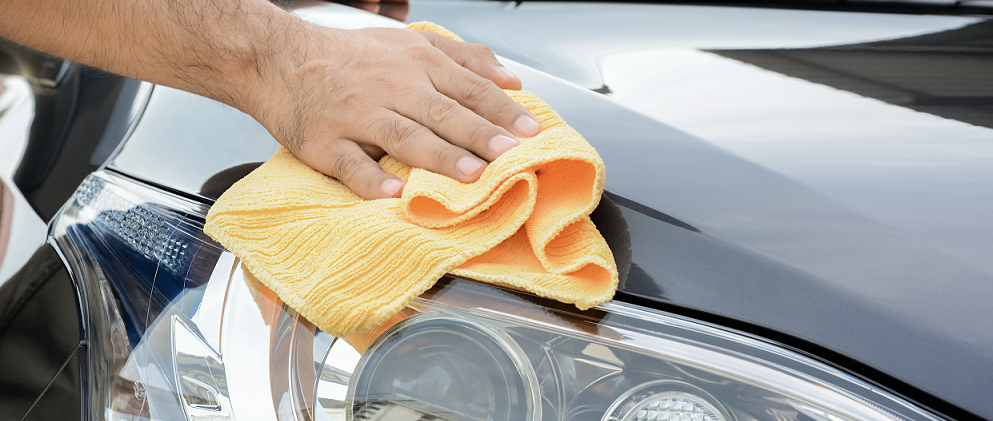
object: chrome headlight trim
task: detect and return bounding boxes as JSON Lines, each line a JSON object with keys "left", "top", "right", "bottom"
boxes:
{"left": 50, "top": 170, "right": 221, "bottom": 421}
{"left": 596, "top": 300, "right": 939, "bottom": 421}
{"left": 51, "top": 171, "right": 949, "bottom": 421}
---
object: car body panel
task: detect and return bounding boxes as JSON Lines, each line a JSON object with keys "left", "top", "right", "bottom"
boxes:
{"left": 414, "top": 5, "right": 993, "bottom": 418}
{"left": 0, "top": 243, "right": 83, "bottom": 420}
{"left": 0, "top": 77, "right": 85, "bottom": 418}
{"left": 2, "top": 1, "right": 991, "bottom": 419}
{"left": 102, "top": 2, "right": 993, "bottom": 418}
{"left": 0, "top": 58, "right": 147, "bottom": 421}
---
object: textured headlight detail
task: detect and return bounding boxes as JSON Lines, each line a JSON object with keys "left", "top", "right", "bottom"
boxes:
{"left": 73, "top": 176, "right": 193, "bottom": 274}
{"left": 603, "top": 383, "right": 727, "bottom": 421}
{"left": 311, "top": 279, "right": 944, "bottom": 421}
{"left": 52, "top": 172, "right": 225, "bottom": 421}
{"left": 54, "top": 172, "right": 948, "bottom": 421}
{"left": 620, "top": 394, "right": 718, "bottom": 421}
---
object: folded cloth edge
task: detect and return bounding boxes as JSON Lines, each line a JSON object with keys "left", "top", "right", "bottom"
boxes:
{"left": 203, "top": 22, "right": 618, "bottom": 337}
{"left": 203, "top": 156, "right": 542, "bottom": 337}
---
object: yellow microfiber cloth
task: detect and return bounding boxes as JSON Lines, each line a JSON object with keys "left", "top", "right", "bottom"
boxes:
{"left": 204, "top": 22, "right": 618, "bottom": 337}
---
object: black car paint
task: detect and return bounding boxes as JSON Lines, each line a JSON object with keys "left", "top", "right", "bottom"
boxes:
{"left": 0, "top": 245, "right": 83, "bottom": 421}
{"left": 1, "top": 1, "right": 991, "bottom": 420}
{"left": 403, "top": 3, "right": 993, "bottom": 418}
{"left": 0, "top": 42, "right": 139, "bottom": 420}
{"left": 15, "top": 71, "right": 143, "bottom": 221}
{"left": 0, "top": 37, "right": 143, "bottom": 222}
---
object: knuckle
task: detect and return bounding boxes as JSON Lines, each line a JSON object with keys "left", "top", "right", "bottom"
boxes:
{"left": 407, "top": 44, "right": 440, "bottom": 63}
{"left": 500, "top": 98, "right": 527, "bottom": 119}
{"left": 467, "top": 43, "right": 494, "bottom": 58}
{"left": 369, "top": 72, "right": 406, "bottom": 93}
{"left": 433, "top": 144, "right": 457, "bottom": 169}
{"left": 378, "top": 118, "right": 422, "bottom": 156}
{"left": 468, "top": 125, "right": 493, "bottom": 149}
{"left": 395, "top": 125, "right": 423, "bottom": 153}
{"left": 459, "top": 76, "right": 494, "bottom": 103}
{"left": 328, "top": 150, "right": 366, "bottom": 185}
{"left": 339, "top": 91, "right": 364, "bottom": 110}
{"left": 375, "top": 117, "right": 402, "bottom": 146}
{"left": 424, "top": 96, "right": 460, "bottom": 127}
{"left": 464, "top": 57, "right": 488, "bottom": 72}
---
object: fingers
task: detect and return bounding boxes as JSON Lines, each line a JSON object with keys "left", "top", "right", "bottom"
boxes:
{"left": 426, "top": 62, "right": 541, "bottom": 139}
{"left": 367, "top": 110, "right": 488, "bottom": 183}
{"left": 299, "top": 139, "right": 405, "bottom": 200}
{"left": 410, "top": 91, "right": 520, "bottom": 162}
{"left": 421, "top": 32, "right": 521, "bottom": 90}
{"left": 266, "top": 27, "right": 542, "bottom": 200}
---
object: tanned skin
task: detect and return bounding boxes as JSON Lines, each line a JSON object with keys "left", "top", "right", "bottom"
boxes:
{"left": 1, "top": 0, "right": 541, "bottom": 198}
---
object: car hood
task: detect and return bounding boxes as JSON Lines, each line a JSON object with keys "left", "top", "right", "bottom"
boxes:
{"left": 107, "top": 2, "right": 993, "bottom": 419}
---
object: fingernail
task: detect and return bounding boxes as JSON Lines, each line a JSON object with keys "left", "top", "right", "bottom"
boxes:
{"left": 498, "top": 66, "right": 519, "bottom": 81}
{"left": 381, "top": 178, "right": 404, "bottom": 197}
{"left": 490, "top": 135, "right": 518, "bottom": 156}
{"left": 457, "top": 156, "right": 485, "bottom": 177}
{"left": 515, "top": 115, "right": 541, "bottom": 137}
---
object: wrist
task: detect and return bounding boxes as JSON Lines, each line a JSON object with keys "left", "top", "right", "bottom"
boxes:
{"left": 216, "top": 2, "right": 304, "bottom": 117}
{"left": 235, "top": 20, "right": 353, "bottom": 151}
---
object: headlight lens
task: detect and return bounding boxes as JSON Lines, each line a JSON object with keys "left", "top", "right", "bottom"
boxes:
{"left": 54, "top": 172, "right": 945, "bottom": 421}
{"left": 347, "top": 313, "right": 540, "bottom": 421}
{"left": 313, "top": 279, "right": 940, "bottom": 421}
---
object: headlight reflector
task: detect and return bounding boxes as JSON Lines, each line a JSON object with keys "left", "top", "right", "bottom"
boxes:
{"left": 53, "top": 172, "right": 949, "bottom": 421}
{"left": 603, "top": 384, "right": 726, "bottom": 421}
{"left": 346, "top": 313, "right": 540, "bottom": 421}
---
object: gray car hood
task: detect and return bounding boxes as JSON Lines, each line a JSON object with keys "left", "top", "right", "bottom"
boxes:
{"left": 108, "top": 2, "right": 993, "bottom": 419}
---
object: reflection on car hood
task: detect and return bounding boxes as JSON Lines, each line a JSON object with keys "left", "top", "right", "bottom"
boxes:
{"left": 108, "top": 2, "right": 993, "bottom": 419}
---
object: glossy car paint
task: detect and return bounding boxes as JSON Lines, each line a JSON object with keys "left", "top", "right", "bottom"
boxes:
{"left": 0, "top": 77, "right": 83, "bottom": 416}
{"left": 1, "top": 1, "right": 991, "bottom": 420}
{"left": 0, "top": 245, "right": 83, "bottom": 420}
{"left": 103, "top": 3, "right": 993, "bottom": 419}
{"left": 0, "top": 54, "right": 149, "bottom": 418}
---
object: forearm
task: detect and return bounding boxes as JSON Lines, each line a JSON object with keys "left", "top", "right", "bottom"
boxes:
{"left": 3, "top": 0, "right": 539, "bottom": 200}
{"left": 0, "top": 0, "right": 297, "bottom": 110}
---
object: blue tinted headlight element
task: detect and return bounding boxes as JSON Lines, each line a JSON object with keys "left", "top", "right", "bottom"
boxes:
{"left": 52, "top": 172, "right": 226, "bottom": 421}
{"left": 73, "top": 176, "right": 197, "bottom": 276}
{"left": 57, "top": 173, "right": 221, "bottom": 343}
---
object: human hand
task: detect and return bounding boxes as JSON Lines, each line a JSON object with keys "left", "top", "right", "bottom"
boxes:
{"left": 243, "top": 24, "right": 541, "bottom": 199}
{"left": 1, "top": 0, "right": 529, "bottom": 200}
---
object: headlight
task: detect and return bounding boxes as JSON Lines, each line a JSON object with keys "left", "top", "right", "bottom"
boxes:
{"left": 346, "top": 313, "right": 541, "bottom": 421}
{"left": 53, "top": 172, "right": 945, "bottom": 421}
